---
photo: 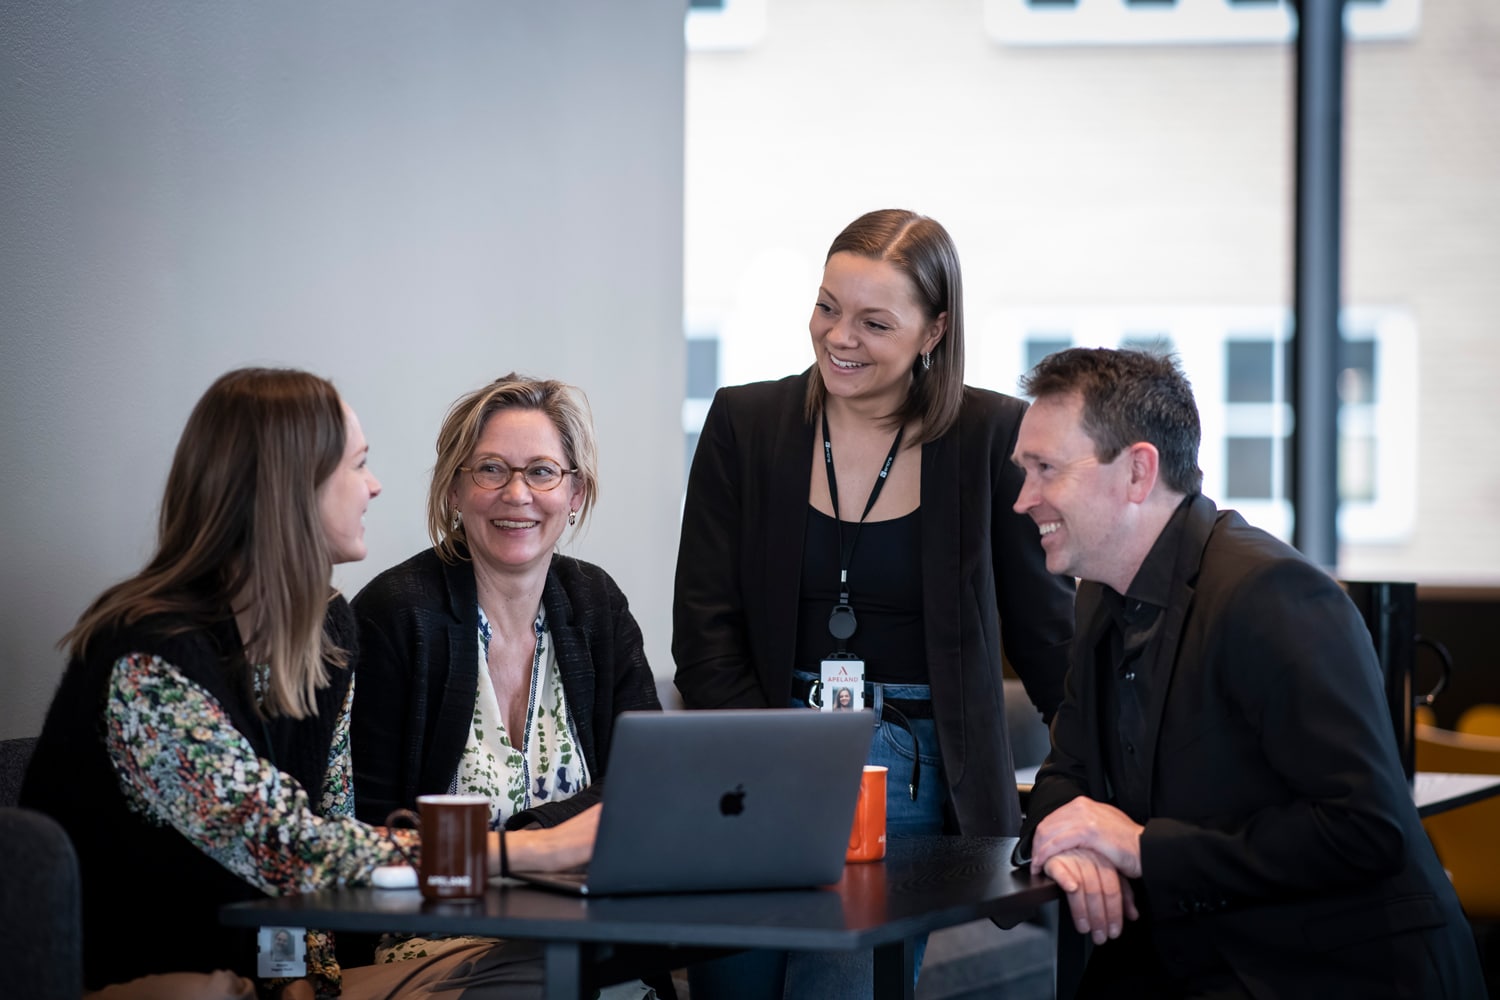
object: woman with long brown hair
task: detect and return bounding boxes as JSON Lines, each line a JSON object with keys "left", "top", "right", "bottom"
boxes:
{"left": 21, "top": 368, "right": 596, "bottom": 999}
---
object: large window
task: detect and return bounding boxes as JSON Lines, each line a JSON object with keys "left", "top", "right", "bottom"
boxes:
{"left": 983, "top": 305, "right": 1416, "bottom": 543}
{"left": 685, "top": 0, "right": 1500, "bottom": 582}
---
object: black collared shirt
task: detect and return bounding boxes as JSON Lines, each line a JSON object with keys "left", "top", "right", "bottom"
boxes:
{"left": 1098, "top": 496, "right": 1194, "bottom": 824}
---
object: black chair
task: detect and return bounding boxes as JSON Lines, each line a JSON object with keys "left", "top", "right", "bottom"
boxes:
{"left": 0, "top": 806, "right": 84, "bottom": 1000}
{"left": 1341, "top": 580, "right": 1456, "bottom": 784}
{"left": 0, "top": 735, "right": 38, "bottom": 808}
{"left": 1005, "top": 678, "right": 1053, "bottom": 778}
{"left": 1341, "top": 581, "right": 1419, "bottom": 781}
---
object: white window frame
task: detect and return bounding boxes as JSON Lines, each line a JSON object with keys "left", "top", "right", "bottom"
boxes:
{"left": 686, "top": 0, "right": 767, "bottom": 53}
{"left": 983, "top": 0, "right": 1421, "bottom": 47}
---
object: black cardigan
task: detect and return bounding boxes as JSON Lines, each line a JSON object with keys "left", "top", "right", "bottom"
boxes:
{"left": 673, "top": 372, "right": 1076, "bottom": 836}
{"left": 350, "top": 546, "right": 662, "bottom": 830}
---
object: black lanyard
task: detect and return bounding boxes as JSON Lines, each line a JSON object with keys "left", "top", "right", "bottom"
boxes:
{"left": 821, "top": 409, "right": 904, "bottom": 651}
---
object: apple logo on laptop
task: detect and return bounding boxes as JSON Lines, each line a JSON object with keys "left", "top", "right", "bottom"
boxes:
{"left": 719, "top": 784, "right": 746, "bottom": 816}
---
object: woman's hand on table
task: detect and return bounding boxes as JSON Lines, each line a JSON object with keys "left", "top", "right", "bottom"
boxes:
{"left": 502, "top": 803, "right": 601, "bottom": 873}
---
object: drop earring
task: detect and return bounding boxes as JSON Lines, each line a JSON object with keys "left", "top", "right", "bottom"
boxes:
{"left": 451, "top": 508, "right": 463, "bottom": 532}
{"left": 922, "top": 351, "right": 933, "bottom": 371}
{"left": 568, "top": 510, "right": 578, "bottom": 526}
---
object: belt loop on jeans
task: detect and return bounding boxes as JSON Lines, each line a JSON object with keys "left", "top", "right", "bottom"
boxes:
{"left": 789, "top": 673, "right": 822, "bottom": 708}
{"left": 879, "top": 699, "right": 920, "bottom": 802}
{"left": 868, "top": 681, "right": 923, "bottom": 803}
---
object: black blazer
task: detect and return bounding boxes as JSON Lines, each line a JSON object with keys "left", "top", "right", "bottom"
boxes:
{"left": 673, "top": 371, "right": 1075, "bottom": 835}
{"left": 1022, "top": 495, "right": 1483, "bottom": 997}
{"left": 350, "top": 546, "right": 662, "bottom": 831}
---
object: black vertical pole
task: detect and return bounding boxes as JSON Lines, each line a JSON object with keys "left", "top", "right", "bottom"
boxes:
{"left": 1290, "top": 0, "right": 1344, "bottom": 569}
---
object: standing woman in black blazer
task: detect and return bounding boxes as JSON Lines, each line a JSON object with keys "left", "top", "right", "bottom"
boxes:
{"left": 673, "top": 209, "right": 1076, "bottom": 998}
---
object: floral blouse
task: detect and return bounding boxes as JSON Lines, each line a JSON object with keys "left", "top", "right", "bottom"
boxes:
{"left": 377, "top": 603, "right": 593, "bottom": 968}
{"left": 460, "top": 604, "right": 590, "bottom": 824}
{"left": 105, "top": 653, "right": 413, "bottom": 998}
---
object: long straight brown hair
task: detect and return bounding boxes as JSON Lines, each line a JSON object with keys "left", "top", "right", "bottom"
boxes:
{"left": 62, "top": 367, "right": 348, "bottom": 719}
{"left": 804, "top": 209, "right": 967, "bottom": 444}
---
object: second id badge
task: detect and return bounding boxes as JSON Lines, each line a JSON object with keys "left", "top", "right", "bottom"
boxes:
{"left": 257, "top": 925, "right": 307, "bottom": 978}
{"left": 820, "top": 658, "right": 865, "bottom": 712}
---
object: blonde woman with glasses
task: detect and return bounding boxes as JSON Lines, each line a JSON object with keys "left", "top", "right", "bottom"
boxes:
{"left": 347, "top": 374, "right": 664, "bottom": 999}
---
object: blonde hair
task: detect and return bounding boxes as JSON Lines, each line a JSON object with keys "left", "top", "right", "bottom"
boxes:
{"left": 63, "top": 368, "right": 348, "bottom": 719}
{"left": 428, "top": 374, "right": 599, "bottom": 562}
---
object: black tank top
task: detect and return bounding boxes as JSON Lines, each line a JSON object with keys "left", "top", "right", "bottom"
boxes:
{"left": 797, "top": 505, "right": 927, "bottom": 684}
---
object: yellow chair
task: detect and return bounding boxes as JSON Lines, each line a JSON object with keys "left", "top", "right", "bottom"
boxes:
{"left": 1456, "top": 703, "right": 1500, "bottom": 739}
{"left": 1415, "top": 723, "right": 1500, "bottom": 919}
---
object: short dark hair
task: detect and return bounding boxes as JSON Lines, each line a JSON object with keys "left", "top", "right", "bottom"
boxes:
{"left": 1020, "top": 347, "right": 1203, "bottom": 496}
{"left": 804, "top": 209, "right": 965, "bottom": 444}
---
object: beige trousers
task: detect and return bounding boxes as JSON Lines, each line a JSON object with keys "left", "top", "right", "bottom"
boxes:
{"left": 338, "top": 940, "right": 546, "bottom": 1000}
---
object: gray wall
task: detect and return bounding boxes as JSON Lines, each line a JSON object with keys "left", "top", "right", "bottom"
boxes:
{"left": 0, "top": 2, "right": 686, "bottom": 739}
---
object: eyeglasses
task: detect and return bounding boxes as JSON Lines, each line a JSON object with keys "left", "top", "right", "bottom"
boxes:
{"left": 459, "top": 459, "right": 578, "bottom": 492}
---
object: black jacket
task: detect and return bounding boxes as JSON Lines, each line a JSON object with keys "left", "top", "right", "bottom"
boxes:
{"left": 1022, "top": 495, "right": 1484, "bottom": 997}
{"left": 673, "top": 372, "right": 1075, "bottom": 835}
{"left": 350, "top": 546, "right": 662, "bottom": 830}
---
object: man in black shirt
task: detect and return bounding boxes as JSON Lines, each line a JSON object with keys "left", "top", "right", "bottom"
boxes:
{"left": 1008, "top": 347, "right": 1481, "bottom": 998}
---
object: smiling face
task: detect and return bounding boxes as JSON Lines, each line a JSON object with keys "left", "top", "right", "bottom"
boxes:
{"left": 1011, "top": 392, "right": 1141, "bottom": 592}
{"left": 451, "top": 408, "right": 583, "bottom": 580}
{"left": 317, "top": 402, "right": 381, "bottom": 565}
{"left": 809, "top": 252, "right": 945, "bottom": 416}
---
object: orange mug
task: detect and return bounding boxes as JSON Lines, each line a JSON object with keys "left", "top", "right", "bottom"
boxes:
{"left": 846, "top": 765, "right": 887, "bottom": 863}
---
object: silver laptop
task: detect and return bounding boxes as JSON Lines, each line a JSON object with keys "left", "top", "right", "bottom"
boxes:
{"left": 509, "top": 709, "right": 874, "bottom": 896}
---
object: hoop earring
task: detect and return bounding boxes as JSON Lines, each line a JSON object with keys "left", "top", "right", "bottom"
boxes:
{"left": 922, "top": 351, "right": 933, "bottom": 371}
{"left": 451, "top": 509, "right": 463, "bottom": 532}
{"left": 568, "top": 510, "right": 578, "bottom": 526}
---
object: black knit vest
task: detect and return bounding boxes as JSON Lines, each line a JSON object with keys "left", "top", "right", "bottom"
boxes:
{"left": 20, "top": 597, "right": 356, "bottom": 990}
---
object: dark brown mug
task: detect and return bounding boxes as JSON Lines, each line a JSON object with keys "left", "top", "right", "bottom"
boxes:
{"left": 386, "top": 794, "right": 490, "bottom": 901}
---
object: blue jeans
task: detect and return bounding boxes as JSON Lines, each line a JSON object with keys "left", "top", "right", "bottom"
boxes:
{"left": 685, "top": 676, "right": 945, "bottom": 999}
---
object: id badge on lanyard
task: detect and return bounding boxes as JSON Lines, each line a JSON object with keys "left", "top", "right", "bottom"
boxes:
{"left": 258, "top": 926, "right": 307, "bottom": 978}
{"left": 820, "top": 656, "right": 865, "bottom": 711}
{"left": 819, "top": 411, "right": 903, "bottom": 716}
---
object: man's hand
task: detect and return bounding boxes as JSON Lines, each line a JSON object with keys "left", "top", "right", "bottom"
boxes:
{"left": 1042, "top": 847, "right": 1140, "bottom": 945}
{"left": 1031, "top": 796, "right": 1145, "bottom": 878}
